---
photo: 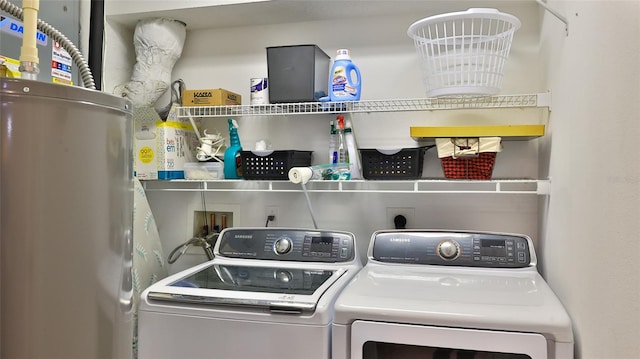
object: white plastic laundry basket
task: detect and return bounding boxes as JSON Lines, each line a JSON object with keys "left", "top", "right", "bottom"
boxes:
{"left": 407, "top": 8, "right": 521, "bottom": 98}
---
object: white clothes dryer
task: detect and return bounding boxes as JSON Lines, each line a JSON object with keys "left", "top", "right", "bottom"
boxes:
{"left": 138, "top": 227, "right": 361, "bottom": 359}
{"left": 332, "top": 230, "right": 573, "bottom": 359}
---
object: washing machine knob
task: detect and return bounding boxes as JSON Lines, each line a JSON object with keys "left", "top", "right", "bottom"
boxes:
{"left": 275, "top": 270, "right": 293, "bottom": 283}
{"left": 437, "top": 239, "right": 460, "bottom": 260}
{"left": 274, "top": 237, "right": 293, "bottom": 255}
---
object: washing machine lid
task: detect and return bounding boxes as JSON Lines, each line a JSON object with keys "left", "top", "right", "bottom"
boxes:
{"left": 146, "top": 260, "right": 348, "bottom": 313}
{"left": 333, "top": 264, "right": 574, "bottom": 343}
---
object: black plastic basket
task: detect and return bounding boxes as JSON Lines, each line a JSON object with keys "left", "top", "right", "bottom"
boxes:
{"left": 241, "top": 150, "right": 313, "bottom": 180}
{"left": 360, "top": 146, "right": 431, "bottom": 180}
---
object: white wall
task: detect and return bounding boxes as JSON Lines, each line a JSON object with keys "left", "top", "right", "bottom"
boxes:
{"left": 540, "top": 1, "right": 640, "bottom": 358}
{"left": 148, "top": 190, "right": 540, "bottom": 273}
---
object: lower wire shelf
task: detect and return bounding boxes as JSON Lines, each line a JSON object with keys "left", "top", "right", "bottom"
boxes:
{"left": 141, "top": 179, "right": 550, "bottom": 195}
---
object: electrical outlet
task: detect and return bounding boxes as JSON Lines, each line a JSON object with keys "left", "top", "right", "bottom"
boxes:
{"left": 386, "top": 207, "right": 415, "bottom": 229}
{"left": 265, "top": 206, "right": 279, "bottom": 227}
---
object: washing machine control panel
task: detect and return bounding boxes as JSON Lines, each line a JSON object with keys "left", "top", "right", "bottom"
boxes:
{"left": 372, "top": 231, "right": 532, "bottom": 268}
{"left": 217, "top": 228, "right": 356, "bottom": 262}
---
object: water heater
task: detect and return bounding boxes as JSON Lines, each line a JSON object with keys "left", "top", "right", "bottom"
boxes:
{"left": 0, "top": 77, "right": 133, "bottom": 359}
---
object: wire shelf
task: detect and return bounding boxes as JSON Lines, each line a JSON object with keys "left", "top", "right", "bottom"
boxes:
{"left": 142, "top": 179, "right": 549, "bottom": 195}
{"left": 177, "top": 93, "right": 549, "bottom": 118}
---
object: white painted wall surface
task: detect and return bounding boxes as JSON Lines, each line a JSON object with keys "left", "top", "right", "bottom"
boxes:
{"left": 540, "top": 1, "right": 640, "bottom": 358}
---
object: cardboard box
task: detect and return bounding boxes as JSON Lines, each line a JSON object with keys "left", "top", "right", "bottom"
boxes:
{"left": 266, "top": 45, "right": 330, "bottom": 103}
{"left": 182, "top": 88, "right": 242, "bottom": 106}
{"left": 134, "top": 105, "right": 200, "bottom": 180}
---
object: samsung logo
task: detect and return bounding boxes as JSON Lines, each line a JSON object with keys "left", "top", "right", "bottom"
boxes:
{"left": 234, "top": 234, "right": 253, "bottom": 239}
{"left": 389, "top": 237, "right": 411, "bottom": 243}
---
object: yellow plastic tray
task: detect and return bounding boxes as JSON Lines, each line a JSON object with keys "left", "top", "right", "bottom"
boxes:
{"left": 410, "top": 125, "right": 545, "bottom": 140}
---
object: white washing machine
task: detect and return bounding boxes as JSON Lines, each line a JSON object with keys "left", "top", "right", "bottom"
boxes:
{"left": 332, "top": 230, "right": 573, "bottom": 359}
{"left": 138, "top": 227, "right": 361, "bottom": 359}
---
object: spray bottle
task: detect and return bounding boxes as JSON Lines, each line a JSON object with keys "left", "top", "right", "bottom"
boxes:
{"left": 336, "top": 115, "right": 349, "bottom": 164}
{"left": 329, "top": 119, "right": 338, "bottom": 163}
{"left": 344, "top": 118, "right": 361, "bottom": 179}
{"left": 223, "top": 118, "right": 243, "bottom": 179}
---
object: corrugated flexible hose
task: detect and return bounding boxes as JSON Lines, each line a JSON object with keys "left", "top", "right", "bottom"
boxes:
{"left": 0, "top": 0, "right": 96, "bottom": 89}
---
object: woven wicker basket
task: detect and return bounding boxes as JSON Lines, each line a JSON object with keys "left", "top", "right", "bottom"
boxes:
{"left": 436, "top": 137, "right": 502, "bottom": 180}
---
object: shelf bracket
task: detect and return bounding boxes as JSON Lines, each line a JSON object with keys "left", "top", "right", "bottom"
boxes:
{"left": 536, "top": 0, "right": 569, "bottom": 36}
{"left": 537, "top": 91, "right": 552, "bottom": 111}
{"left": 536, "top": 180, "right": 551, "bottom": 195}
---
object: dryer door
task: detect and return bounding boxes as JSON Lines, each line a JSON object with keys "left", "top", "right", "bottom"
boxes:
{"left": 351, "top": 321, "right": 548, "bottom": 359}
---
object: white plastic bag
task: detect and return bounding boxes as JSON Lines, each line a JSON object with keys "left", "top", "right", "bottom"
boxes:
{"left": 114, "top": 18, "right": 186, "bottom": 108}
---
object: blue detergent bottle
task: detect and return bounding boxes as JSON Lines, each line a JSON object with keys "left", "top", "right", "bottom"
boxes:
{"left": 328, "top": 49, "right": 362, "bottom": 101}
{"left": 224, "top": 118, "right": 243, "bottom": 179}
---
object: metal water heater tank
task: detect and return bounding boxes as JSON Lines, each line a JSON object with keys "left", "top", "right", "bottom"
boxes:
{"left": 0, "top": 77, "right": 133, "bottom": 359}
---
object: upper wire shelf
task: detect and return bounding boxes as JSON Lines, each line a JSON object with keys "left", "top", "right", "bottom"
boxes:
{"left": 177, "top": 93, "right": 550, "bottom": 118}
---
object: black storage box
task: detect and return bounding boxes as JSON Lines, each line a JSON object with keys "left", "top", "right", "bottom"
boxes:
{"left": 241, "top": 150, "right": 313, "bottom": 180}
{"left": 266, "top": 45, "right": 330, "bottom": 103}
{"left": 360, "top": 147, "right": 432, "bottom": 180}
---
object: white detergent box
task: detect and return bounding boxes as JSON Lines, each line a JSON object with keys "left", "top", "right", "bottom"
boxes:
{"left": 133, "top": 107, "right": 160, "bottom": 180}
{"left": 134, "top": 105, "right": 200, "bottom": 180}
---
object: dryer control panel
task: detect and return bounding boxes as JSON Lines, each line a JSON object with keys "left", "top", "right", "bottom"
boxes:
{"left": 372, "top": 231, "right": 533, "bottom": 268}
{"left": 216, "top": 228, "right": 356, "bottom": 262}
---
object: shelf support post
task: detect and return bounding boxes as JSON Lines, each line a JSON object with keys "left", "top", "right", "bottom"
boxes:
{"left": 536, "top": 0, "right": 569, "bottom": 36}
